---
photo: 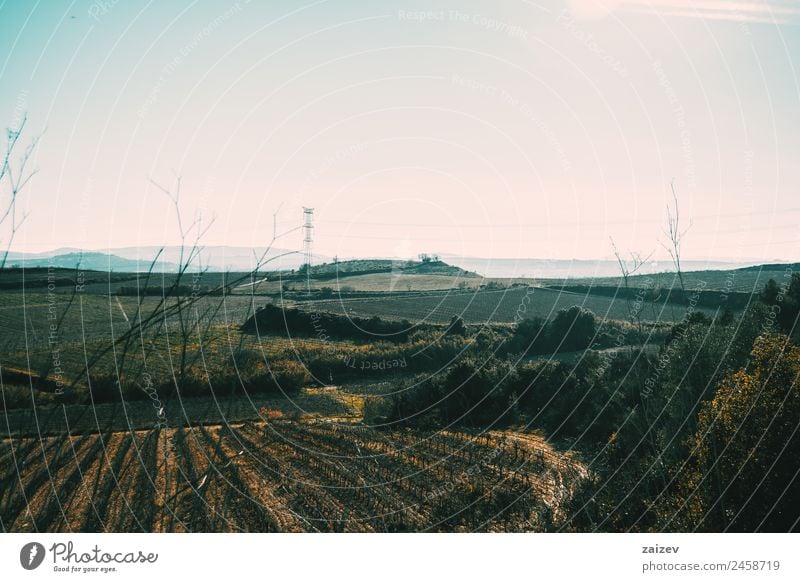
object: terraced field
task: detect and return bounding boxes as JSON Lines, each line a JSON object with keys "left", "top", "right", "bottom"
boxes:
{"left": 0, "top": 421, "right": 587, "bottom": 532}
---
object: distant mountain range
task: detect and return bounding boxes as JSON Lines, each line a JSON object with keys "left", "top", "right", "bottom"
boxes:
{"left": 3, "top": 251, "right": 178, "bottom": 272}
{"left": 1, "top": 247, "right": 782, "bottom": 278}
{"left": 3, "top": 246, "right": 310, "bottom": 273}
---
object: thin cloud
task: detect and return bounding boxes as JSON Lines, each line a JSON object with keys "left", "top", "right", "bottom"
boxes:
{"left": 567, "top": 0, "right": 800, "bottom": 23}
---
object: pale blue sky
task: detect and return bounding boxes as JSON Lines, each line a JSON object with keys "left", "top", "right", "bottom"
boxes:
{"left": 1, "top": 0, "right": 798, "bottom": 261}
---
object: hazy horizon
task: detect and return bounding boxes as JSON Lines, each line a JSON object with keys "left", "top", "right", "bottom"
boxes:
{"left": 3, "top": 243, "right": 786, "bottom": 280}
{"left": 3, "top": 243, "right": 790, "bottom": 265}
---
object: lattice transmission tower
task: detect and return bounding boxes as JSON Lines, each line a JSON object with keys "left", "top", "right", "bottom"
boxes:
{"left": 302, "top": 207, "right": 314, "bottom": 269}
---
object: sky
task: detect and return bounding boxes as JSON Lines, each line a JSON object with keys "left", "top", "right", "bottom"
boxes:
{"left": 0, "top": 0, "right": 798, "bottom": 262}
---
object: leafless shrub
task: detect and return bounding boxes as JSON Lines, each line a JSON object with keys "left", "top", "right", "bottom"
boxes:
{"left": 0, "top": 114, "right": 41, "bottom": 269}
{"left": 663, "top": 179, "right": 691, "bottom": 297}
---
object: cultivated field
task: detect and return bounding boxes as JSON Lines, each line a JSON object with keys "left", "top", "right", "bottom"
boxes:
{"left": 293, "top": 286, "right": 715, "bottom": 324}
{"left": 0, "top": 291, "right": 257, "bottom": 353}
{"left": 0, "top": 420, "right": 587, "bottom": 532}
{"left": 253, "top": 271, "right": 485, "bottom": 293}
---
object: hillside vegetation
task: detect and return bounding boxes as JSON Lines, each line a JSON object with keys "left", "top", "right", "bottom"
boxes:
{"left": 2, "top": 260, "right": 799, "bottom": 532}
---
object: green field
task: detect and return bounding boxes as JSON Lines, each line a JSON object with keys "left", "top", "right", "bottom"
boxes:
{"left": 289, "top": 285, "right": 715, "bottom": 324}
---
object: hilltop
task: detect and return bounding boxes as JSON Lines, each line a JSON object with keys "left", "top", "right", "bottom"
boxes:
{"left": 247, "top": 258, "right": 485, "bottom": 293}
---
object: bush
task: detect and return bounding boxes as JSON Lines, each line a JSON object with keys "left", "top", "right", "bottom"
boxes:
{"left": 506, "top": 306, "right": 597, "bottom": 356}
{"left": 760, "top": 273, "right": 800, "bottom": 339}
{"left": 563, "top": 305, "right": 785, "bottom": 532}
{"left": 388, "top": 359, "right": 518, "bottom": 428}
{"left": 507, "top": 317, "right": 547, "bottom": 354}
{"left": 666, "top": 334, "right": 800, "bottom": 531}
{"left": 242, "top": 304, "right": 412, "bottom": 343}
{"left": 548, "top": 306, "right": 596, "bottom": 352}
{"left": 445, "top": 316, "right": 467, "bottom": 337}
{"left": 205, "top": 358, "right": 310, "bottom": 396}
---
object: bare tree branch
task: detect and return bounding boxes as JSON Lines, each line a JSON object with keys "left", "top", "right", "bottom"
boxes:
{"left": 0, "top": 114, "right": 41, "bottom": 269}
{"left": 611, "top": 237, "right": 654, "bottom": 330}
{"left": 662, "top": 179, "right": 692, "bottom": 297}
